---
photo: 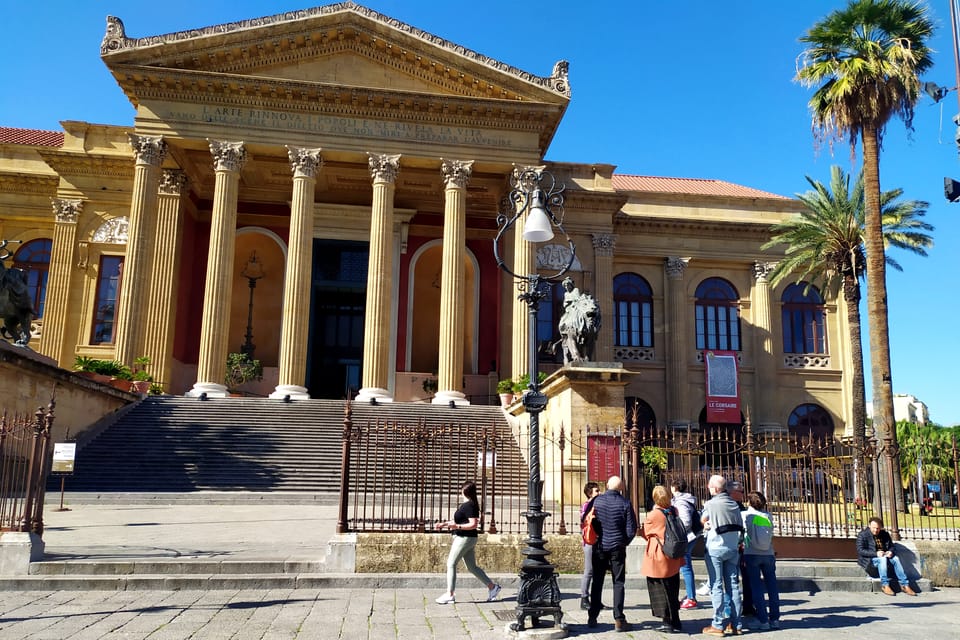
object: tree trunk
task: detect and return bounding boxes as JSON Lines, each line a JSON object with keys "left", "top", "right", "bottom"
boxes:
{"left": 861, "top": 126, "right": 903, "bottom": 534}
{"left": 842, "top": 274, "right": 867, "bottom": 501}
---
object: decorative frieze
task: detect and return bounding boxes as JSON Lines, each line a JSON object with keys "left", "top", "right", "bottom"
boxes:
{"left": 129, "top": 134, "right": 167, "bottom": 166}
{"left": 536, "top": 244, "right": 582, "bottom": 271}
{"left": 208, "top": 140, "right": 247, "bottom": 173}
{"left": 665, "top": 256, "right": 689, "bottom": 280}
{"left": 614, "top": 346, "right": 655, "bottom": 362}
{"left": 52, "top": 199, "right": 82, "bottom": 224}
{"left": 368, "top": 153, "right": 401, "bottom": 183}
{"left": 784, "top": 354, "right": 831, "bottom": 368}
{"left": 287, "top": 146, "right": 323, "bottom": 179}
{"left": 91, "top": 216, "right": 129, "bottom": 244}
{"left": 440, "top": 159, "right": 474, "bottom": 189}
{"left": 592, "top": 233, "right": 616, "bottom": 257}
{"left": 159, "top": 169, "right": 189, "bottom": 195}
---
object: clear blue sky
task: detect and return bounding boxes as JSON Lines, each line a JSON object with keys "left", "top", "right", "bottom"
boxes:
{"left": 2, "top": 1, "right": 957, "bottom": 425}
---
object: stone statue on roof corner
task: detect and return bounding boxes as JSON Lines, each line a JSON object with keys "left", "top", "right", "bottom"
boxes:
{"left": 555, "top": 277, "right": 600, "bottom": 366}
{"left": 0, "top": 240, "right": 34, "bottom": 347}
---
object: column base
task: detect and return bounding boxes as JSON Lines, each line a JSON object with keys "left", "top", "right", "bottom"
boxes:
{"left": 185, "top": 383, "right": 229, "bottom": 398}
{"left": 432, "top": 390, "right": 470, "bottom": 406}
{"left": 269, "top": 385, "right": 310, "bottom": 400}
{"left": 355, "top": 387, "right": 393, "bottom": 403}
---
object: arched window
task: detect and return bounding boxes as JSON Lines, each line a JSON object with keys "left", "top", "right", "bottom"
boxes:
{"left": 781, "top": 283, "right": 827, "bottom": 354}
{"left": 788, "top": 403, "right": 835, "bottom": 440}
{"left": 625, "top": 397, "right": 656, "bottom": 429}
{"left": 614, "top": 273, "right": 653, "bottom": 347}
{"left": 13, "top": 238, "right": 52, "bottom": 318}
{"left": 695, "top": 278, "right": 740, "bottom": 351}
{"left": 90, "top": 256, "right": 123, "bottom": 345}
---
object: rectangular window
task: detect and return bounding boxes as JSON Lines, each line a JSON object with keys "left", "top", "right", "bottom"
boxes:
{"left": 90, "top": 256, "right": 123, "bottom": 345}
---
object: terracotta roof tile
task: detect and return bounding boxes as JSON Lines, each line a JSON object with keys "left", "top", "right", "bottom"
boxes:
{"left": 0, "top": 127, "right": 64, "bottom": 147}
{"left": 612, "top": 174, "right": 789, "bottom": 200}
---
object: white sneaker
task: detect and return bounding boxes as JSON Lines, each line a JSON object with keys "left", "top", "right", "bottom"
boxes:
{"left": 435, "top": 593, "right": 455, "bottom": 605}
{"left": 696, "top": 581, "right": 711, "bottom": 597}
{"left": 488, "top": 584, "right": 502, "bottom": 602}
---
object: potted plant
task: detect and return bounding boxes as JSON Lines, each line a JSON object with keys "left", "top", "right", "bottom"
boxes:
{"left": 225, "top": 352, "right": 263, "bottom": 394}
{"left": 130, "top": 356, "right": 153, "bottom": 395}
{"left": 496, "top": 379, "right": 515, "bottom": 408}
{"left": 512, "top": 372, "right": 547, "bottom": 396}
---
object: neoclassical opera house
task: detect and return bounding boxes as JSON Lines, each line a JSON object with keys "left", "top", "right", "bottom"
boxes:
{"left": 0, "top": 2, "right": 852, "bottom": 438}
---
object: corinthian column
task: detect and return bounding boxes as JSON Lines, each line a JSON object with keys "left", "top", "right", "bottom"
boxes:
{"left": 591, "top": 233, "right": 616, "bottom": 362}
{"left": 355, "top": 153, "right": 400, "bottom": 403}
{"left": 271, "top": 147, "right": 322, "bottom": 400}
{"left": 187, "top": 140, "right": 247, "bottom": 397}
{"left": 114, "top": 134, "right": 167, "bottom": 366}
{"left": 141, "top": 169, "right": 188, "bottom": 392}
{"left": 38, "top": 199, "right": 82, "bottom": 364}
{"left": 752, "top": 261, "right": 781, "bottom": 431}
{"left": 665, "top": 256, "right": 690, "bottom": 427}
{"left": 510, "top": 166, "right": 539, "bottom": 382}
{"left": 433, "top": 159, "right": 473, "bottom": 405}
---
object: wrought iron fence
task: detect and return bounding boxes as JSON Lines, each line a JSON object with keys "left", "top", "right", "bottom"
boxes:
{"left": 0, "top": 400, "right": 55, "bottom": 535}
{"left": 338, "top": 402, "right": 960, "bottom": 541}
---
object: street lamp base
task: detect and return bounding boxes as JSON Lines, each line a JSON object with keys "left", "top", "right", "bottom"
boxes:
{"left": 510, "top": 567, "right": 564, "bottom": 632}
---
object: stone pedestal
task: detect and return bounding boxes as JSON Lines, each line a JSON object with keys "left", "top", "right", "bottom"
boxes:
{"left": 0, "top": 531, "right": 44, "bottom": 575}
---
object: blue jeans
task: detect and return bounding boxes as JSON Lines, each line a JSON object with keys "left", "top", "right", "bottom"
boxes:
{"left": 743, "top": 554, "right": 780, "bottom": 624}
{"left": 581, "top": 542, "right": 594, "bottom": 598}
{"left": 706, "top": 545, "right": 741, "bottom": 631}
{"left": 871, "top": 555, "right": 909, "bottom": 587}
{"left": 680, "top": 538, "right": 697, "bottom": 600}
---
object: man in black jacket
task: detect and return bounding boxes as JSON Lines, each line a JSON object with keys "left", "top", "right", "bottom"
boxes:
{"left": 588, "top": 475, "right": 638, "bottom": 632}
{"left": 856, "top": 517, "right": 917, "bottom": 596}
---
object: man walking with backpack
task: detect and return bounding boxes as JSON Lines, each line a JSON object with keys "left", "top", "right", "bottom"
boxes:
{"left": 588, "top": 476, "right": 638, "bottom": 632}
{"left": 701, "top": 475, "right": 745, "bottom": 636}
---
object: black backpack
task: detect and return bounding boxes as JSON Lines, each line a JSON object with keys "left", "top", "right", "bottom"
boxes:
{"left": 689, "top": 508, "right": 704, "bottom": 535}
{"left": 661, "top": 507, "right": 688, "bottom": 559}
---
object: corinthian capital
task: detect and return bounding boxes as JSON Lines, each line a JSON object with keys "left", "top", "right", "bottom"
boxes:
{"left": 367, "top": 153, "right": 401, "bottom": 183}
{"left": 129, "top": 134, "right": 167, "bottom": 167}
{"left": 208, "top": 140, "right": 247, "bottom": 173}
{"left": 52, "top": 198, "right": 83, "bottom": 223}
{"left": 753, "top": 261, "right": 777, "bottom": 282}
{"left": 287, "top": 146, "right": 323, "bottom": 179}
{"left": 592, "top": 233, "right": 616, "bottom": 257}
{"left": 159, "top": 169, "right": 189, "bottom": 196}
{"left": 440, "top": 159, "right": 474, "bottom": 189}
{"left": 665, "top": 256, "right": 689, "bottom": 280}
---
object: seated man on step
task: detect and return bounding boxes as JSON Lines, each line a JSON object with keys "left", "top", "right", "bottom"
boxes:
{"left": 855, "top": 516, "right": 918, "bottom": 596}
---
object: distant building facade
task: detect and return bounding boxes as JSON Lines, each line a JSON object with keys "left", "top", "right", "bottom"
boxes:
{"left": 0, "top": 3, "right": 854, "bottom": 437}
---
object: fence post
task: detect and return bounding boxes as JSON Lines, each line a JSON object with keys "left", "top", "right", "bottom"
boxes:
{"left": 556, "top": 422, "right": 567, "bottom": 535}
{"left": 336, "top": 401, "right": 353, "bottom": 534}
{"left": 882, "top": 434, "right": 901, "bottom": 541}
{"left": 19, "top": 406, "right": 45, "bottom": 534}
{"left": 29, "top": 399, "right": 54, "bottom": 536}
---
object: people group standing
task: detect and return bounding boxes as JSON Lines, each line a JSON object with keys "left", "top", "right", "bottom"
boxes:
{"left": 670, "top": 478, "right": 700, "bottom": 610}
{"left": 640, "top": 485, "right": 686, "bottom": 633}
{"left": 579, "top": 481, "right": 601, "bottom": 610}
{"left": 700, "top": 475, "right": 745, "bottom": 636}
{"left": 586, "top": 475, "right": 638, "bottom": 632}
{"left": 741, "top": 491, "right": 780, "bottom": 629}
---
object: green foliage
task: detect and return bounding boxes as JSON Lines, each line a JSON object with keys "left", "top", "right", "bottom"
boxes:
{"left": 896, "top": 420, "right": 954, "bottom": 486}
{"left": 512, "top": 372, "right": 547, "bottom": 394}
{"left": 131, "top": 356, "right": 153, "bottom": 382}
{"left": 74, "top": 356, "right": 131, "bottom": 379}
{"left": 496, "top": 379, "right": 514, "bottom": 394}
{"left": 640, "top": 446, "right": 667, "bottom": 471}
{"left": 225, "top": 352, "right": 263, "bottom": 390}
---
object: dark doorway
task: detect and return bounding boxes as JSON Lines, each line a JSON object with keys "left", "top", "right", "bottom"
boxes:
{"left": 307, "top": 240, "right": 368, "bottom": 399}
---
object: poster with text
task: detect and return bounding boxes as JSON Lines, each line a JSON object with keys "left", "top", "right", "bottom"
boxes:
{"left": 705, "top": 350, "right": 740, "bottom": 423}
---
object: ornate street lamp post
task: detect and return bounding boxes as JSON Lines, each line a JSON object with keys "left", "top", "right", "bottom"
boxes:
{"left": 240, "top": 250, "right": 264, "bottom": 358}
{"left": 494, "top": 166, "right": 574, "bottom": 633}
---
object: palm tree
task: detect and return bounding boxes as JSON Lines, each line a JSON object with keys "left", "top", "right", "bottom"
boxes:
{"left": 763, "top": 166, "right": 932, "bottom": 504}
{"left": 796, "top": 0, "right": 935, "bottom": 523}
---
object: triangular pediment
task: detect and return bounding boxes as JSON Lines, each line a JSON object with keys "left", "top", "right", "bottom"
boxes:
{"left": 101, "top": 2, "right": 570, "bottom": 105}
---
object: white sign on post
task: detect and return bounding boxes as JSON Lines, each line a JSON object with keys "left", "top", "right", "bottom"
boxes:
{"left": 51, "top": 442, "right": 76, "bottom": 474}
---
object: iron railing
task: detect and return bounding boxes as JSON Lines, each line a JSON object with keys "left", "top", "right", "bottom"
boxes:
{"left": 0, "top": 399, "right": 54, "bottom": 535}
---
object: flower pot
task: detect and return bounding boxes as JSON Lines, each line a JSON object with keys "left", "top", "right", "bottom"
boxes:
{"left": 499, "top": 393, "right": 514, "bottom": 408}
{"left": 130, "top": 380, "right": 151, "bottom": 395}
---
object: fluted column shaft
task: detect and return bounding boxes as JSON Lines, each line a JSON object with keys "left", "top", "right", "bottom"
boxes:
{"left": 115, "top": 134, "right": 166, "bottom": 366}
{"left": 271, "top": 147, "right": 322, "bottom": 400}
{"left": 752, "top": 262, "right": 777, "bottom": 426}
{"left": 592, "top": 234, "right": 616, "bottom": 362}
{"left": 665, "top": 257, "right": 689, "bottom": 426}
{"left": 434, "top": 160, "right": 473, "bottom": 405}
{"left": 188, "top": 141, "right": 246, "bottom": 397}
{"left": 141, "top": 170, "right": 188, "bottom": 391}
{"left": 356, "top": 153, "right": 400, "bottom": 403}
{"left": 38, "top": 200, "right": 81, "bottom": 364}
{"left": 510, "top": 168, "right": 538, "bottom": 382}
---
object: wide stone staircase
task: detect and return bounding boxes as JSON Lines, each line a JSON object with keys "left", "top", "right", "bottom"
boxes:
{"left": 53, "top": 396, "right": 518, "bottom": 494}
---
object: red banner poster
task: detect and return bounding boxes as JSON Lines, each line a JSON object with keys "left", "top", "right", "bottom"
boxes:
{"left": 587, "top": 434, "right": 621, "bottom": 483}
{"left": 705, "top": 350, "right": 740, "bottom": 423}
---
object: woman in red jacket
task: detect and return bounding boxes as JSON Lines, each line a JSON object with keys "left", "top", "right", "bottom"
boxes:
{"left": 641, "top": 485, "right": 686, "bottom": 633}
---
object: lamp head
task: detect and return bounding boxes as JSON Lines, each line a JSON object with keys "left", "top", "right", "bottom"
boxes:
{"left": 522, "top": 189, "right": 554, "bottom": 243}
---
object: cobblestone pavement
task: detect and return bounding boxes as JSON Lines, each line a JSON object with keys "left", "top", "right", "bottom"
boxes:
{"left": 0, "top": 585, "right": 957, "bottom": 639}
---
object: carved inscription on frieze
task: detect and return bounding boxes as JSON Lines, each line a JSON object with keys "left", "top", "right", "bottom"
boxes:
{"left": 158, "top": 105, "right": 517, "bottom": 148}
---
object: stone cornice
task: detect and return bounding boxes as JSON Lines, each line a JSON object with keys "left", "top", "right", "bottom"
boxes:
{"left": 100, "top": 4, "right": 570, "bottom": 99}
{"left": 0, "top": 173, "right": 59, "bottom": 195}
{"left": 614, "top": 214, "right": 776, "bottom": 241}
{"left": 35, "top": 150, "right": 135, "bottom": 180}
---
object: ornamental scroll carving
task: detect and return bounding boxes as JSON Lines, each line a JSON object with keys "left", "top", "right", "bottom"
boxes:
{"left": 287, "top": 147, "right": 323, "bottom": 179}
{"left": 592, "top": 233, "right": 616, "bottom": 257}
{"left": 368, "top": 153, "right": 401, "bottom": 183}
{"left": 92, "top": 217, "right": 129, "bottom": 244}
{"left": 753, "top": 261, "right": 777, "bottom": 282}
{"left": 52, "top": 199, "right": 82, "bottom": 224}
{"left": 129, "top": 134, "right": 167, "bottom": 167}
{"left": 208, "top": 140, "right": 247, "bottom": 173}
{"left": 440, "top": 159, "right": 474, "bottom": 189}
{"left": 159, "top": 170, "right": 189, "bottom": 196}
{"left": 665, "top": 256, "right": 689, "bottom": 280}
